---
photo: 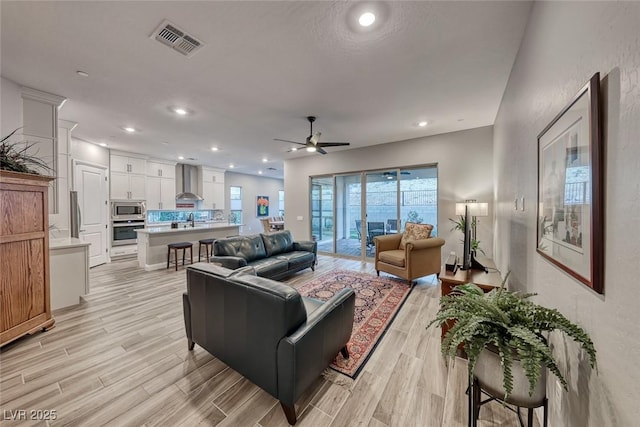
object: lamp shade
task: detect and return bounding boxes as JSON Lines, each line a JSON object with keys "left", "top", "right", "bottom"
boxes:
{"left": 455, "top": 201, "right": 489, "bottom": 217}
{"left": 468, "top": 202, "right": 489, "bottom": 217}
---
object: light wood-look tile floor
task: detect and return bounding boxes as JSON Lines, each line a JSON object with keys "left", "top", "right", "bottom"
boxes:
{"left": 0, "top": 255, "right": 536, "bottom": 426}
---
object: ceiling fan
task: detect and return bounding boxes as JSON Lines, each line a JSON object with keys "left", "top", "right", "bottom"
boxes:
{"left": 274, "top": 116, "right": 350, "bottom": 155}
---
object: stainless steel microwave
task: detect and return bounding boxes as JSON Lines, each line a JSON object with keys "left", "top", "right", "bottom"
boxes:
{"left": 111, "top": 201, "right": 145, "bottom": 220}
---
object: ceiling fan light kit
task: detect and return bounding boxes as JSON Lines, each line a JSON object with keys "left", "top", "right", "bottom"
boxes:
{"left": 274, "top": 116, "right": 350, "bottom": 155}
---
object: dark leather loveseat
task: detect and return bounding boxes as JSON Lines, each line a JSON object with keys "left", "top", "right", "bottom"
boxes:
{"left": 183, "top": 263, "right": 355, "bottom": 425}
{"left": 210, "top": 230, "right": 317, "bottom": 280}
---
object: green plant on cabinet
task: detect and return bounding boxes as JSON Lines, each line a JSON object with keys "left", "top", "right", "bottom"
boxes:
{"left": 1, "top": 128, "right": 51, "bottom": 175}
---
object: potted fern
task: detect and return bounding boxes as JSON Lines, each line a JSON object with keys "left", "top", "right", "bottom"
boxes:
{"left": 428, "top": 277, "right": 597, "bottom": 406}
{"left": 1, "top": 128, "right": 51, "bottom": 174}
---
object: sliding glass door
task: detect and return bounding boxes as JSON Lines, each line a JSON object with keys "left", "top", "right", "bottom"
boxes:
{"left": 312, "top": 165, "right": 437, "bottom": 261}
{"left": 335, "top": 174, "right": 362, "bottom": 258}
{"left": 400, "top": 166, "right": 438, "bottom": 235}
{"left": 365, "top": 170, "right": 399, "bottom": 259}
{"left": 311, "top": 177, "right": 333, "bottom": 252}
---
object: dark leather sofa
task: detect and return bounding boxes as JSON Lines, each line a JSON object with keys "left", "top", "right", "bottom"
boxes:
{"left": 183, "top": 263, "right": 355, "bottom": 425}
{"left": 210, "top": 230, "right": 317, "bottom": 280}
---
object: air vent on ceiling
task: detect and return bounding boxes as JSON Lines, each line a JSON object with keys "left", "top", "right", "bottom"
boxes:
{"left": 267, "top": 167, "right": 277, "bottom": 171}
{"left": 151, "top": 20, "right": 203, "bottom": 58}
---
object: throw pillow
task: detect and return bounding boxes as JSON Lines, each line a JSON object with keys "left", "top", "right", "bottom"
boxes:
{"left": 399, "top": 222, "right": 433, "bottom": 249}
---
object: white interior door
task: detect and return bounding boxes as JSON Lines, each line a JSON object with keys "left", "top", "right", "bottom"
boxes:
{"left": 74, "top": 162, "right": 108, "bottom": 267}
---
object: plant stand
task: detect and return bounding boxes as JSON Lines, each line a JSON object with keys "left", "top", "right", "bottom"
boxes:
{"left": 468, "top": 377, "right": 548, "bottom": 427}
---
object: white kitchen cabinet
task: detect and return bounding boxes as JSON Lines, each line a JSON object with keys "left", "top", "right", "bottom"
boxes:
{"left": 146, "top": 175, "right": 176, "bottom": 210}
{"left": 198, "top": 166, "right": 225, "bottom": 210}
{"left": 146, "top": 161, "right": 176, "bottom": 179}
{"left": 49, "top": 238, "right": 90, "bottom": 310}
{"left": 146, "top": 176, "right": 161, "bottom": 209}
{"left": 201, "top": 168, "right": 224, "bottom": 183}
{"left": 111, "top": 171, "right": 146, "bottom": 200}
{"left": 111, "top": 154, "right": 146, "bottom": 174}
{"left": 145, "top": 160, "right": 176, "bottom": 210}
{"left": 110, "top": 153, "right": 147, "bottom": 200}
{"left": 201, "top": 181, "right": 224, "bottom": 210}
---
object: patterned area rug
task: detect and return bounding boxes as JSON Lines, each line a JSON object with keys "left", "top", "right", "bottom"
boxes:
{"left": 296, "top": 270, "right": 412, "bottom": 378}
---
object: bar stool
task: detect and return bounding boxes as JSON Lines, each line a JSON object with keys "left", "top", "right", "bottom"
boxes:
{"left": 198, "top": 238, "right": 215, "bottom": 262}
{"left": 167, "top": 242, "right": 193, "bottom": 271}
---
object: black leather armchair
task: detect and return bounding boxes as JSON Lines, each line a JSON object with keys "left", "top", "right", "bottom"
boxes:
{"left": 183, "top": 263, "right": 355, "bottom": 425}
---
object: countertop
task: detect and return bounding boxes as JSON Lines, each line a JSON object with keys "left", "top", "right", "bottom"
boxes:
{"left": 50, "top": 237, "right": 91, "bottom": 249}
{"left": 136, "top": 223, "right": 241, "bottom": 235}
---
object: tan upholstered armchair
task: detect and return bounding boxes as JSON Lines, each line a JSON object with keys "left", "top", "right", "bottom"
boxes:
{"left": 374, "top": 230, "right": 445, "bottom": 285}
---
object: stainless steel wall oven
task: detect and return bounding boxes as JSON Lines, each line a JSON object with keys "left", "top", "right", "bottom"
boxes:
{"left": 112, "top": 219, "right": 145, "bottom": 246}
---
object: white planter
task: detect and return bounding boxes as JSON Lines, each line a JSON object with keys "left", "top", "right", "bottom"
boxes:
{"left": 474, "top": 344, "right": 547, "bottom": 407}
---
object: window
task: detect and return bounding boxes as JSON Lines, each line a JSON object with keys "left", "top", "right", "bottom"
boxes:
{"left": 229, "top": 186, "right": 242, "bottom": 224}
{"left": 278, "top": 190, "right": 285, "bottom": 216}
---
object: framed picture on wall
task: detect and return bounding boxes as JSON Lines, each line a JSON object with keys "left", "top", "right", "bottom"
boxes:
{"left": 257, "top": 195, "right": 269, "bottom": 217}
{"left": 536, "top": 72, "right": 603, "bottom": 294}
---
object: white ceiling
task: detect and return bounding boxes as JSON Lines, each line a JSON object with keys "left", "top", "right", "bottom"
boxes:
{"left": 1, "top": 1, "right": 531, "bottom": 178}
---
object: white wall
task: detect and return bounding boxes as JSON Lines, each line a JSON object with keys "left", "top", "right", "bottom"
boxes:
{"left": 285, "top": 126, "right": 494, "bottom": 260}
{"left": 0, "top": 76, "right": 22, "bottom": 136}
{"left": 70, "top": 137, "right": 109, "bottom": 167}
{"left": 224, "top": 172, "right": 284, "bottom": 235}
{"left": 493, "top": 3, "right": 640, "bottom": 426}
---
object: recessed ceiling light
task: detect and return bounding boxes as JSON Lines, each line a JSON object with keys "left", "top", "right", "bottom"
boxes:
{"left": 99, "top": 143, "right": 108, "bottom": 147}
{"left": 386, "top": 176, "right": 393, "bottom": 180}
{"left": 76, "top": 70, "right": 89, "bottom": 77}
{"left": 306, "top": 146, "right": 317, "bottom": 152}
{"left": 123, "top": 127, "right": 136, "bottom": 133}
{"left": 211, "top": 147, "right": 219, "bottom": 151}
{"left": 262, "top": 157, "right": 268, "bottom": 163}
{"left": 258, "top": 170, "right": 263, "bottom": 175}
{"left": 418, "top": 121, "right": 428, "bottom": 127}
{"left": 178, "top": 156, "right": 184, "bottom": 160}
{"left": 359, "top": 12, "right": 376, "bottom": 27}
{"left": 174, "top": 108, "right": 188, "bottom": 116}
{"left": 291, "top": 147, "right": 298, "bottom": 152}
{"left": 229, "top": 163, "right": 235, "bottom": 168}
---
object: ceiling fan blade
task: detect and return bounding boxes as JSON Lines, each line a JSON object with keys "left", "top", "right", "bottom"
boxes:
{"left": 273, "top": 138, "right": 306, "bottom": 146}
{"left": 316, "top": 147, "right": 328, "bottom": 155}
{"left": 316, "top": 142, "right": 350, "bottom": 147}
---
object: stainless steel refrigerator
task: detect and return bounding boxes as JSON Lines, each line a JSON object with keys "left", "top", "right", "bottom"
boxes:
{"left": 70, "top": 190, "right": 80, "bottom": 238}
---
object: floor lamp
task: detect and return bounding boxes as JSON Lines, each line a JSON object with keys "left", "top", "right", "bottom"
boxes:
{"left": 455, "top": 200, "right": 489, "bottom": 272}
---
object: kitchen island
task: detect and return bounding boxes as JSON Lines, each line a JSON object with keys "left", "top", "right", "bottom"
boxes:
{"left": 136, "top": 223, "right": 241, "bottom": 271}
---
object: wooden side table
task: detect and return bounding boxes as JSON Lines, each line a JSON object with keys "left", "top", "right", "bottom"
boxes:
{"left": 439, "top": 257, "right": 502, "bottom": 341}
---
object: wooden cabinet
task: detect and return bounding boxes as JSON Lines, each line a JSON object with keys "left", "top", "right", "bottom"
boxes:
{"left": 1, "top": 171, "right": 55, "bottom": 347}
{"left": 198, "top": 166, "right": 225, "bottom": 210}
{"left": 146, "top": 160, "right": 176, "bottom": 210}
{"left": 110, "top": 153, "right": 146, "bottom": 200}
{"left": 439, "top": 257, "right": 502, "bottom": 342}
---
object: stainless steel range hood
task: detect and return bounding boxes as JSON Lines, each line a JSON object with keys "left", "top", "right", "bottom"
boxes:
{"left": 176, "top": 164, "right": 203, "bottom": 201}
